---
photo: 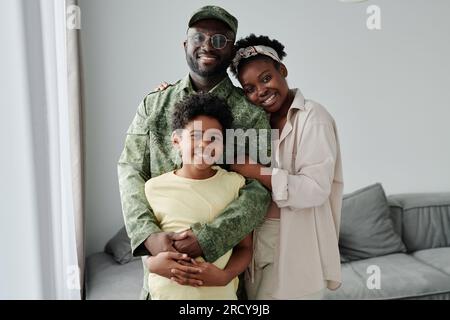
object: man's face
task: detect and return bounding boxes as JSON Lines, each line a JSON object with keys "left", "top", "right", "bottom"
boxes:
{"left": 184, "top": 19, "right": 235, "bottom": 77}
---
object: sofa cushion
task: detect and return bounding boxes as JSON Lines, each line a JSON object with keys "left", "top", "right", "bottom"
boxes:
{"left": 412, "top": 247, "right": 450, "bottom": 275}
{"left": 324, "top": 253, "right": 450, "bottom": 299}
{"left": 339, "top": 183, "right": 406, "bottom": 261}
{"left": 322, "top": 263, "right": 367, "bottom": 299}
{"left": 104, "top": 226, "right": 135, "bottom": 264}
{"left": 388, "top": 193, "right": 450, "bottom": 252}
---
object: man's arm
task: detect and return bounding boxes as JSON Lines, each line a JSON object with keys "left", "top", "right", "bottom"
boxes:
{"left": 118, "top": 98, "right": 176, "bottom": 256}
{"left": 190, "top": 178, "right": 269, "bottom": 262}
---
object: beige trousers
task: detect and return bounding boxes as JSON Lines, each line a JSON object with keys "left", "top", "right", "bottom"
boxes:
{"left": 245, "top": 218, "right": 326, "bottom": 300}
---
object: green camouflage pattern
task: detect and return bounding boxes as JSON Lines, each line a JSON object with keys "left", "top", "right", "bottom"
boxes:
{"left": 188, "top": 5, "right": 238, "bottom": 35}
{"left": 117, "top": 74, "right": 271, "bottom": 297}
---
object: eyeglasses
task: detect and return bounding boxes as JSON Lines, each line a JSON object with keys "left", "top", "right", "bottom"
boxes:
{"left": 188, "top": 32, "right": 233, "bottom": 50}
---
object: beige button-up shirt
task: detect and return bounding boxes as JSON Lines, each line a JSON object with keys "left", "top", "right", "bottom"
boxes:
{"left": 270, "top": 88, "right": 343, "bottom": 299}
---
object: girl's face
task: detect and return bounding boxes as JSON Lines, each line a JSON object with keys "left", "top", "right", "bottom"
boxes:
{"left": 172, "top": 115, "right": 224, "bottom": 171}
{"left": 238, "top": 58, "right": 289, "bottom": 113}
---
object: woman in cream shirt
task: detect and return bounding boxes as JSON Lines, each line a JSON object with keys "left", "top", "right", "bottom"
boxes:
{"left": 229, "top": 34, "right": 343, "bottom": 300}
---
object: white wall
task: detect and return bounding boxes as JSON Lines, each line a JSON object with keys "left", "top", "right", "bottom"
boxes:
{"left": 79, "top": 0, "right": 450, "bottom": 256}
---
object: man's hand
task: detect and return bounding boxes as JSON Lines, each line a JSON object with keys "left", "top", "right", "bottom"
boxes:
{"left": 144, "top": 231, "right": 188, "bottom": 256}
{"left": 171, "top": 259, "right": 230, "bottom": 287}
{"left": 153, "top": 81, "right": 170, "bottom": 91}
{"left": 173, "top": 229, "right": 203, "bottom": 258}
{"left": 145, "top": 252, "right": 200, "bottom": 280}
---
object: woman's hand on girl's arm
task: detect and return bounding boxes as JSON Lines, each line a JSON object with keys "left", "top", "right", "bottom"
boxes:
{"left": 230, "top": 157, "right": 272, "bottom": 190}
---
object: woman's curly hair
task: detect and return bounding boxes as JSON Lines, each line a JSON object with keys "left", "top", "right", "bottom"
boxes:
{"left": 230, "top": 34, "right": 287, "bottom": 76}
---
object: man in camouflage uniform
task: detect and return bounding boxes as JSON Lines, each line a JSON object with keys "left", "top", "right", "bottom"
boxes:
{"left": 117, "top": 5, "right": 271, "bottom": 299}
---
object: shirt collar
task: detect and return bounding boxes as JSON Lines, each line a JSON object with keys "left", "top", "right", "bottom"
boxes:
{"left": 181, "top": 74, "right": 234, "bottom": 100}
{"left": 289, "top": 88, "right": 306, "bottom": 111}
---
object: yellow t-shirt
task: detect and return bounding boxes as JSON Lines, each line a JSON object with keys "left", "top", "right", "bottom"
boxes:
{"left": 144, "top": 166, "right": 246, "bottom": 300}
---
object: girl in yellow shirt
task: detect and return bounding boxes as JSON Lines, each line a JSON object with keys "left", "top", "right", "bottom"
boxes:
{"left": 145, "top": 93, "right": 252, "bottom": 300}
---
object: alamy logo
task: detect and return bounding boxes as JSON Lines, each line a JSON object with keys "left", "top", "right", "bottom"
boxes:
{"left": 366, "top": 5, "right": 381, "bottom": 30}
{"left": 174, "top": 121, "right": 276, "bottom": 171}
{"left": 340, "top": 1, "right": 381, "bottom": 30}
{"left": 67, "top": 5, "right": 81, "bottom": 30}
{"left": 66, "top": 265, "right": 81, "bottom": 290}
{"left": 366, "top": 265, "right": 381, "bottom": 289}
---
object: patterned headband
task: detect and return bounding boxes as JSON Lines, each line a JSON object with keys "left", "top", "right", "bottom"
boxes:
{"left": 232, "top": 45, "right": 282, "bottom": 71}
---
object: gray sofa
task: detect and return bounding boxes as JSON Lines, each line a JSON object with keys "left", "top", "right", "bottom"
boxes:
{"left": 85, "top": 183, "right": 450, "bottom": 300}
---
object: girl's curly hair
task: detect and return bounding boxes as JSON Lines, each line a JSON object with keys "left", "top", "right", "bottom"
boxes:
{"left": 171, "top": 93, "right": 233, "bottom": 136}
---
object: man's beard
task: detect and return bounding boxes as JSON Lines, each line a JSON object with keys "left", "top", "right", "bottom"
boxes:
{"left": 186, "top": 54, "right": 230, "bottom": 77}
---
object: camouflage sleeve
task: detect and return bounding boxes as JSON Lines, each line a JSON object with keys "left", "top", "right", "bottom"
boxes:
{"left": 191, "top": 178, "right": 271, "bottom": 262}
{"left": 117, "top": 99, "right": 161, "bottom": 256}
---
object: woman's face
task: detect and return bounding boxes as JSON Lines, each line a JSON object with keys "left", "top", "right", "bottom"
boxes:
{"left": 238, "top": 58, "right": 289, "bottom": 113}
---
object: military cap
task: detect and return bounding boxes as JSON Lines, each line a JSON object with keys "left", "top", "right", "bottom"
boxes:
{"left": 188, "top": 5, "right": 238, "bottom": 35}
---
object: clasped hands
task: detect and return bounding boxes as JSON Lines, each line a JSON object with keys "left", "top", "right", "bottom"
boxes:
{"left": 144, "top": 230, "right": 231, "bottom": 287}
